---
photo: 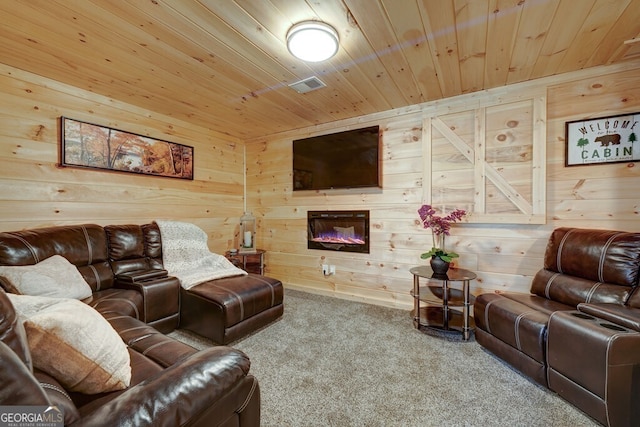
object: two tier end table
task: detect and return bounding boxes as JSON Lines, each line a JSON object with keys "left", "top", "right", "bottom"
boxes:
{"left": 410, "top": 266, "right": 477, "bottom": 341}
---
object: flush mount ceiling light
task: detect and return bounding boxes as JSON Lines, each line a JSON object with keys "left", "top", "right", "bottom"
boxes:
{"left": 286, "top": 21, "right": 339, "bottom": 62}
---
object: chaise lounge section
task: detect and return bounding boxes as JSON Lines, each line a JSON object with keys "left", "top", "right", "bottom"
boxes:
{"left": 180, "top": 273, "right": 284, "bottom": 344}
{"left": 474, "top": 227, "right": 640, "bottom": 426}
{"left": 104, "top": 223, "right": 284, "bottom": 344}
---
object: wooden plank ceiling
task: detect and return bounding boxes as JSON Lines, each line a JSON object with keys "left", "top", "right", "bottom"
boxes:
{"left": 1, "top": 0, "right": 639, "bottom": 140}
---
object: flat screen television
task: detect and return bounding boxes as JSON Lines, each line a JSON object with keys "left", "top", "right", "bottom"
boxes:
{"left": 292, "top": 125, "right": 381, "bottom": 191}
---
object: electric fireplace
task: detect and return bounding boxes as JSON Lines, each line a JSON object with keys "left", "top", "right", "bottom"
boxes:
{"left": 307, "top": 210, "right": 370, "bottom": 253}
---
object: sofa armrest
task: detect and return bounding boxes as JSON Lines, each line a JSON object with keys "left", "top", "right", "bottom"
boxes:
{"left": 114, "top": 275, "right": 180, "bottom": 327}
{"left": 0, "top": 341, "right": 50, "bottom": 405}
{"left": 115, "top": 269, "right": 168, "bottom": 283}
{"left": 74, "top": 346, "right": 259, "bottom": 427}
{"left": 577, "top": 303, "right": 640, "bottom": 332}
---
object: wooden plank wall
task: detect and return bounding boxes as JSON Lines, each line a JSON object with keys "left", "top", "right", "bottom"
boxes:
{"left": 246, "top": 60, "right": 640, "bottom": 309}
{"left": 1, "top": 59, "right": 639, "bottom": 309}
{"left": 0, "top": 64, "right": 245, "bottom": 254}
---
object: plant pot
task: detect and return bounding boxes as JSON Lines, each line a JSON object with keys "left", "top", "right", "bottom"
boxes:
{"left": 430, "top": 256, "right": 450, "bottom": 275}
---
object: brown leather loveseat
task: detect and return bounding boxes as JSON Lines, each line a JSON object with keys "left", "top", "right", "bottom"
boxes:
{"left": 474, "top": 227, "right": 640, "bottom": 427}
{"left": 0, "top": 222, "right": 282, "bottom": 426}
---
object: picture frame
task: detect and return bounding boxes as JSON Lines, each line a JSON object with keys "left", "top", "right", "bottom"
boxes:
{"left": 60, "top": 117, "right": 194, "bottom": 180}
{"left": 565, "top": 112, "right": 640, "bottom": 166}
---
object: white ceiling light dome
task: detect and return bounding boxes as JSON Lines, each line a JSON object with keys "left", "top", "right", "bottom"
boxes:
{"left": 286, "top": 21, "right": 339, "bottom": 62}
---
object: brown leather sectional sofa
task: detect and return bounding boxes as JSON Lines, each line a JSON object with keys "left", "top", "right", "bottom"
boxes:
{"left": 474, "top": 227, "right": 640, "bottom": 427}
{"left": 0, "top": 222, "right": 284, "bottom": 426}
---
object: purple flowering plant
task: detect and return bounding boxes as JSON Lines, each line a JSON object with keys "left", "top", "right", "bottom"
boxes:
{"left": 417, "top": 204, "right": 466, "bottom": 262}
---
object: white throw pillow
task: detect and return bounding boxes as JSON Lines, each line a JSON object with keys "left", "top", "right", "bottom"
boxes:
{"left": 7, "top": 294, "right": 131, "bottom": 394}
{"left": 0, "top": 255, "right": 92, "bottom": 300}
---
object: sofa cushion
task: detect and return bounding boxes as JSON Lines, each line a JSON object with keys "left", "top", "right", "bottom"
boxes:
{"left": 103, "top": 313, "right": 196, "bottom": 367}
{"left": 0, "top": 255, "right": 92, "bottom": 300}
{"left": 0, "top": 224, "right": 114, "bottom": 292}
{"left": 542, "top": 227, "right": 640, "bottom": 288}
{"left": 105, "top": 224, "right": 151, "bottom": 276}
{"left": 474, "top": 293, "right": 549, "bottom": 364}
{"left": 106, "top": 225, "right": 145, "bottom": 260}
{"left": 142, "top": 223, "right": 164, "bottom": 269}
{"left": 8, "top": 294, "right": 131, "bottom": 394}
{"left": 84, "top": 288, "right": 144, "bottom": 320}
{"left": 530, "top": 269, "right": 632, "bottom": 308}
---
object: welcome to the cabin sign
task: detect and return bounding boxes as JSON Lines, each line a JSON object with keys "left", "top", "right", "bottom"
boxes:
{"left": 565, "top": 112, "right": 639, "bottom": 166}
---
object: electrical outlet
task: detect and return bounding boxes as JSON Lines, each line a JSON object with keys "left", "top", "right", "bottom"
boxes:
{"left": 322, "top": 264, "right": 329, "bottom": 275}
{"left": 329, "top": 265, "right": 336, "bottom": 275}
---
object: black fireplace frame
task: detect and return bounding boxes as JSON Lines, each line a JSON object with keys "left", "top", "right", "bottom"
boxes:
{"left": 307, "top": 210, "right": 370, "bottom": 253}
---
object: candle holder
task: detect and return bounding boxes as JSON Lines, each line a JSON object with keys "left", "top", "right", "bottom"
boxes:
{"left": 239, "top": 212, "right": 257, "bottom": 254}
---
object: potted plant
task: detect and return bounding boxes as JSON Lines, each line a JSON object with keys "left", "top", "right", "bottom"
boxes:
{"left": 417, "top": 204, "right": 466, "bottom": 274}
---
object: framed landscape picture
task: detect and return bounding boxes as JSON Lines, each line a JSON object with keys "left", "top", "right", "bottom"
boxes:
{"left": 60, "top": 117, "right": 194, "bottom": 180}
{"left": 565, "top": 112, "right": 640, "bottom": 166}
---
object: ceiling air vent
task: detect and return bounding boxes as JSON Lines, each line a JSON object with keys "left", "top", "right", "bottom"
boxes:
{"left": 288, "top": 76, "right": 326, "bottom": 93}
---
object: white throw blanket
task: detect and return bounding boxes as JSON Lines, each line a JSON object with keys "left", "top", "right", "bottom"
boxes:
{"left": 154, "top": 220, "right": 247, "bottom": 290}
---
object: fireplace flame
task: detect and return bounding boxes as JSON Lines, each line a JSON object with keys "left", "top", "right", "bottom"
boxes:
{"left": 307, "top": 210, "right": 370, "bottom": 253}
{"left": 312, "top": 234, "right": 365, "bottom": 245}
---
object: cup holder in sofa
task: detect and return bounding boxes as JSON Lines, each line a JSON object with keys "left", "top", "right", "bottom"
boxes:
{"left": 570, "top": 312, "right": 595, "bottom": 320}
{"left": 599, "top": 322, "right": 628, "bottom": 332}
{"left": 569, "top": 312, "right": 628, "bottom": 332}
{"left": 570, "top": 312, "right": 630, "bottom": 332}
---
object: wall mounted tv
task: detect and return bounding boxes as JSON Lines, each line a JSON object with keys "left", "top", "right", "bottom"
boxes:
{"left": 293, "top": 125, "right": 381, "bottom": 191}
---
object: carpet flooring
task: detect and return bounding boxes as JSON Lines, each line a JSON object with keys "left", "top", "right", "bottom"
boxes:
{"left": 170, "top": 289, "right": 600, "bottom": 427}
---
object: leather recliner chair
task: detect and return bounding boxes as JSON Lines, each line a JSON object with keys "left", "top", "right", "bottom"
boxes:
{"left": 474, "top": 227, "right": 640, "bottom": 427}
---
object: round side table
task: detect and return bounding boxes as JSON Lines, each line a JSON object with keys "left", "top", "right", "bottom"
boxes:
{"left": 410, "top": 266, "right": 476, "bottom": 340}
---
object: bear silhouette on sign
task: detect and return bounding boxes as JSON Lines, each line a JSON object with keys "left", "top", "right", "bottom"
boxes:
{"left": 595, "top": 134, "right": 621, "bottom": 146}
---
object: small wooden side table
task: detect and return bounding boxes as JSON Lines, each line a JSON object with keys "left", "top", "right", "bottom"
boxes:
{"left": 225, "top": 249, "right": 266, "bottom": 275}
{"left": 410, "top": 266, "right": 477, "bottom": 340}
